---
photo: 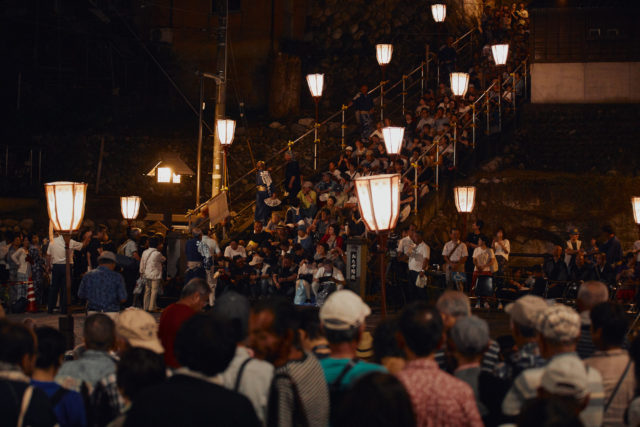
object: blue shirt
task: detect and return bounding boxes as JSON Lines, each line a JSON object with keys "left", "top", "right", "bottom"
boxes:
{"left": 319, "top": 357, "right": 387, "bottom": 390}
{"left": 31, "top": 380, "right": 87, "bottom": 427}
{"left": 77, "top": 266, "right": 126, "bottom": 312}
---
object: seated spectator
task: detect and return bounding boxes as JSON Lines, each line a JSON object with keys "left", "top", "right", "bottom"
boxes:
{"left": 496, "top": 268, "right": 530, "bottom": 301}
{"left": 297, "top": 182, "right": 318, "bottom": 220}
{"left": 576, "top": 281, "right": 609, "bottom": 359}
{"left": 110, "top": 348, "right": 166, "bottom": 427}
{"left": 223, "top": 240, "right": 247, "bottom": 259}
{"left": 319, "top": 224, "right": 343, "bottom": 251}
{"left": 31, "top": 327, "right": 88, "bottom": 427}
{"left": 312, "top": 259, "right": 346, "bottom": 306}
{"left": 214, "top": 292, "right": 274, "bottom": 424}
{"left": 249, "top": 297, "right": 329, "bottom": 427}
{"left": 0, "top": 320, "right": 58, "bottom": 427}
{"left": 396, "top": 302, "right": 483, "bottom": 426}
{"left": 502, "top": 304, "right": 604, "bottom": 427}
{"left": 56, "top": 314, "right": 117, "bottom": 393}
{"left": 295, "top": 257, "right": 317, "bottom": 305}
{"left": 543, "top": 245, "right": 570, "bottom": 298}
{"left": 158, "top": 278, "right": 210, "bottom": 369}
{"left": 125, "top": 314, "right": 260, "bottom": 426}
{"left": 591, "top": 252, "right": 614, "bottom": 286}
{"left": 584, "top": 302, "right": 634, "bottom": 426}
{"left": 248, "top": 255, "right": 272, "bottom": 299}
{"left": 333, "top": 372, "right": 416, "bottom": 427}
{"left": 271, "top": 254, "right": 297, "bottom": 298}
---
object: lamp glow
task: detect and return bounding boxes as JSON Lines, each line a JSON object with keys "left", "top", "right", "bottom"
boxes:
{"left": 491, "top": 43, "right": 509, "bottom": 66}
{"left": 157, "top": 167, "right": 172, "bottom": 183}
{"left": 306, "top": 73, "right": 324, "bottom": 98}
{"left": 216, "top": 119, "right": 236, "bottom": 146}
{"left": 120, "top": 196, "right": 141, "bottom": 220}
{"left": 454, "top": 186, "right": 476, "bottom": 213}
{"left": 450, "top": 72, "right": 470, "bottom": 97}
{"left": 632, "top": 197, "right": 640, "bottom": 224}
{"left": 44, "top": 182, "right": 87, "bottom": 233}
{"left": 381, "top": 127, "right": 405, "bottom": 155}
{"left": 431, "top": 3, "right": 446, "bottom": 22}
{"left": 172, "top": 174, "right": 181, "bottom": 184}
{"left": 376, "top": 44, "right": 393, "bottom": 66}
{"left": 354, "top": 174, "right": 401, "bottom": 232}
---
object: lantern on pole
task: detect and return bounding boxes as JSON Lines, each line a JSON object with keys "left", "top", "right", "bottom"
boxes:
{"left": 216, "top": 118, "right": 236, "bottom": 191}
{"left": 450, "top": 72, "right": 470, "bottom": 97}
{"left": 431, "top": 3, "right": 446, "bottom": 22}
{"left": 491, "top": 44, "right": 509, "bottom": 66}
{"left": 381, "top": 126, "right": 405, "bottom": 156}
{"left": 632, "top": 197, "right": 640, "bottom": 224}
{"left": 120, "top": 196, "right": 141, "bottom": 224}
{"left": 354, "top": 173, "right": 401, "bottom": 317}
{"left": 454, "top": 186, "right": 476, "bottom": 238}
{"left": 44, "top": 181, "right": 88, "bottom": 349}
{"left": 306, "top": 73, "right": 324, "bottom": 171}
{"left": 376, "top": 44, "right": 393, "bottom": 121}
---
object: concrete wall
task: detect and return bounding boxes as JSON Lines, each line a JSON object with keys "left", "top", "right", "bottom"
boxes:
{"left": 531, "top": 62, "right": 640, "bottom": 103}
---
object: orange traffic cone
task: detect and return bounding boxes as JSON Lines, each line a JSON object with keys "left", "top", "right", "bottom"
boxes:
{"left": 26, "top": 279, "right": 38, "bottom": 313}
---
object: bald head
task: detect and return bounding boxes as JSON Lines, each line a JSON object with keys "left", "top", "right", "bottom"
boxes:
{"left": 437, "top": 291, "right": 471, "bottom": 318}
{"left": 576, "top": 281, "right": 609, "bottom": 313}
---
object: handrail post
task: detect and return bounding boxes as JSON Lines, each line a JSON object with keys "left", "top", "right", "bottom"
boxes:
{"left": 413, "top": 162, "right": 418, "bottom": 213}
{"left": 341, "top": 105, "right": 347, "bottom": 151}
{"left": 524, "top": 60, "right": 528, "bottom": 98}
{"left": 420, "top": 62, "right": 425, "bottom": 97}
{"left": 453, "top": 120, "right": 457, "bottom": 168}
{"left": 485, "top": 94, "right": 490, "bottom": 135}
{"left": 435, "top": 145, "right": 440, "bottom": 191}
{"left": 512, "top": 72, "right": 517, "bottom": 114}
{"left": 498, "top": 75, "right": 502, "bottom": 133}
{"left": 472, "top": 103, "right": 476, "bottom": 148}
{"left": 402, "top": 75, "right": 407, "bottom": 117}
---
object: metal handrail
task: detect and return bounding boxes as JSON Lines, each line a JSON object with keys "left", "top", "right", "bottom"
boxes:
{"left": 452, "top": 28, "right": 476, "bottom": 49}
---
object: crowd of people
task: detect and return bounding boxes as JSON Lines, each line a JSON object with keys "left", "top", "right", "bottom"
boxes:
{"left": 3, "top": 282, "right": 640, "bottom": 427}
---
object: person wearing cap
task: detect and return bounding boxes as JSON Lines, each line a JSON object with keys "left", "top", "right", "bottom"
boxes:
{"left": 284, "top": 151, "right": 301, "bottom": 204}
{"left": 538, "top": 354, "right": 591, "bottom": 415}
{"left": 502, "top": 303, "right": 604, "bottom": 427}
{"left": 315, "top": 172, "right": 338, "bottom": 196}
{"left": 396, "top": 302, "right": 483, "bottom": 427}
{"left": 116, "top": 307, "right": 164, "bottom": 355}
{"left": 565, "top": 228, "right": 583, "bottom": 268}
{"left": 494, "top": 295, "right": 547, "bottom": 382}
{"left": 297, "top": 181, "right": 318, "bottom": 220}
{"left": 449, "top": 316, "right": 491, "bottom": 420}
{"left": 600, "top": 224, "right": 622, "bottom": 268}
{"left": 576, "top": 281, "right": 609, "bottom": 359}
{"left": 255, "top": 160, "right": 274, "bottom": 224}
{"left": 248, "top": 255, "right": 272, "bottom": 299}
{"left": 78, "top": 251, "right": 127, "bottom": 320}
{"left": 214, "top": 292, "right": 274, "bottom": 425}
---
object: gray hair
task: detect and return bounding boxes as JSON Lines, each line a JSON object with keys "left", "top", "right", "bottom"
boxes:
{"left": 436, "top": 290, "right": 471, "bottom": 318}
{"left": 181, "top": 278, "right": 211, "bottom": 300}
{"left": 577, "top": 281, "right": 609, "bottom": 311}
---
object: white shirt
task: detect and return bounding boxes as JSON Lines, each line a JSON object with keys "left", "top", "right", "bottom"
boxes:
{"left": 442, "top": 240, "right": 468, "bottom": 263}
{"left": 11, "top": 247, "right": 30, "bottom": 276}
{"left": 408, "top": 242, "right": 430, "bottom": 272}
{"left": 140, "top": 248, "right": 165, "bottom": 280}
{"left": 313, "top": 266, "right": 345, "bottom": 283}
{"left": 397, "top": 236, "right": 414, "bottom": 257}
{"left": 224, "top": 245, "right": 246, "bottom": 259}
{"left": 121, "top": 239, "right": 138, "bottom": 258}
{"left": 202, "top": 235, "right": 222, "bottom": 256}
{"left": 473, "top": 247, "right": 495, "bottom": 272}
{"left": 493, "top": 239, "right": 511, "bottom": 261}
{"left": 47, "top": 235, "right": 83, "bottom": 265}
{"left": 564, "top": 239, "right": 582, "bottom": 266}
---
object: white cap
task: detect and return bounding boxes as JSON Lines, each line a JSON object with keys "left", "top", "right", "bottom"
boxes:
{"left": 319, "top": 290, "right": 371, "bottom": 330}
{"left": 540, "top": 354, "right": 589, "bottom": 399}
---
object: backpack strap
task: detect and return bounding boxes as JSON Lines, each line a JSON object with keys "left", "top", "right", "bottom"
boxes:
{"left": 234, "top": 357, "right": 253, "bottom": 392}
{"left": 17, "top": 385, "right": 33, "bottom": 427}
{"left": 604, "top": 359, "right": 632, "bottom": 412}
{"left": 269, "top": 372, "right": 308, "bottom": 427}
{"left": 331, "top": 358, "right": 359, "bottom": 389}
{"left": 49, "top": 386, "right": 69, "bottom": 407}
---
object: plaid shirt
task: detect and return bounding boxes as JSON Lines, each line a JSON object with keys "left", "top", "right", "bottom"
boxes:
{"left": 494, "top": 341, "right": 545, "bottom": 381}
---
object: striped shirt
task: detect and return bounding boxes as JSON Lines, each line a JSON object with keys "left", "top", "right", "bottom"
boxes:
{"left": 502, "top": 352, "right": 605, "bottom": 427}
{"left": 436, "top": 339, "right": 500, "bottom": 373}
{"left": 268, "top": 352, "right": 329, "bottom": 427}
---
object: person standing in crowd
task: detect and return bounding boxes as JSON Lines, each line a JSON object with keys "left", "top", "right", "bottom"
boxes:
{"left": 47, "top": 231, "right": 87, "bottom": 314}
{"left": 125, "top": 314, "right": 260, "bottom": 427}
{"left": 0, "top": 320, "right": 58, "bottom": 427}
{"left": 202, "top": 228, "right": 222, "bottom": 306}
{"left": 600, "top": 225, "right": 622, "bottom": 268}
{"left": 284, "top": 151, "right": 301, "bottom": 204}
{"left": 139, "top": 237, "right": 165, "bottom": 312}
{"left": 495, "top": 295, "right": 548, "bottom": 382}
{"left": 544, "top": 245, "right": 570, "bottom": 298}
{"left": 7, "top": 234, "right": 22, "bottom": 284}
{"left": 29, "top": 234, "right": 46, "bottom": 306}
{"left": 350, "top": 85, "right": 374, "bottom": 138}
{"left": 249, "top": 297, "right": 330, "bottom": 427}
{"left": 214, "top": 292, "right": 274, "bottom": 425}
{"left": 584, "top": 302, "right": 635, "bottom": 426}
{"left": 184, "top": 220, "right": 211, "bottom": 284}
{"left": 502, "top": 304, "right": 605, "bottom": 427}
{"left": 407, "top": 231, "right": 430, "bottom": 300}
{"left": 491, "top": 227, "right": 510, "bottom": 278}
{"left": 158, "top": 278, "right": 210, "bottom": 369}
{"left": 118, "top": 228, "right": 141, "bottom": 306}
{"left": 87, "top": 225, "right": 111, "bottom": 271}
{"left": 10, "top": 236, "right": 31, "bottom": 303}
{"left": 318, "top": 291, "right": 386, "bottom": 421}
{"left": 396, "top": 301, "right": 483, "bottom": 426}
{"left": 56, "top": 314, "right": 118, "bottom": 392}
{"left": 255, "top": 160, "right": 274, "bottom": 224}
{"left": 77, "top": 251, "right": 126, "bottom": 320}
{"left": 576, "top": 281, "right": 609, "bottom": 359}
{"left": 465, "top": 220, "right": 484, "bottom": 285}
{"left": 565, "top": 228, "right": 583, "bottom": 269}
{"left": 442, "top": 228, "right": 468, "bottom": 291}
{"left": 471, "top": 235, "right": 496, "bottom": 305}
{"left": 31, "top": 327, "right": 87, "bottom": 427}
{"left": 592, "top": 252, "right": 615, "bottom": 286}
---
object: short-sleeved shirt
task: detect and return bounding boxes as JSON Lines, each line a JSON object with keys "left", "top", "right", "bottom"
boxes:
{"left": 408, "top": 242, "right": 431, "bottom": 272}
{"left": 352, "top": 92, "right": 373, "bottom": 112}
{"left": 47, "top": 236, "right": 84, "bottom": 265}
{"left": 472, "top": 247, "right": 495, "bottom": 272}
{"left": 31, "top": 380, "right": 87, "bottom": 427}
{"left": 77, "top": 266, "right": 127, "bottom": 312}
{"left": 158, "top": 303, "right": 197, "bottom": 369}
{"left": 297, "top": 190, "right": 317, "bottom": 209}
{"left": 442, "top": 240, "right": 468, "bottom": 263}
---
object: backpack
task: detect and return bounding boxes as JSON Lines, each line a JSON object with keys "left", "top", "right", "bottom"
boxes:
{"left": 328, "top": 358, "right": 359, "bottom": 425}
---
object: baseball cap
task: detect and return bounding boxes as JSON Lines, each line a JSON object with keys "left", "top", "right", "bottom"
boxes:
{"left": 345, "top": 146, "right": 354, "bottom": 151}
{"left": 536, "top": 304, "right": 581, "bottom": 343}
{"left": 449, "top": 315, "right": 489, "bottom": 356}
{"left": 570, "top": 228, "right": 579, "bottom": 235}
{"left": 319, "top": 290, "right": 371, "bottom": 331}
{"left": 540, "top": 354, "right": 589, "bottom": 399}
{"left": 116, "top": 308, "right": 164, "bottom": 354}
{"left": 249, "top": 255, "right": 263, "bottom": 266}
{"left": 303, "top": 181, "right": 313, "bottom": 188}
{"left": 505, "top": 295, "right": 548, "bottom": 329}
{"left": 97, "top": 251, "right": 117, "bottom": 263}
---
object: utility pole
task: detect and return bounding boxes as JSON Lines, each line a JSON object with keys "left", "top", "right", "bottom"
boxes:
{"left": 212, "top": 0, "right": 228, "bottom": 197}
